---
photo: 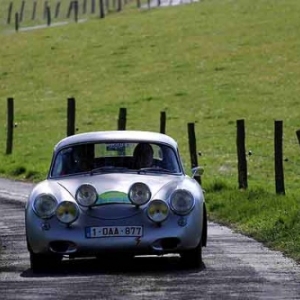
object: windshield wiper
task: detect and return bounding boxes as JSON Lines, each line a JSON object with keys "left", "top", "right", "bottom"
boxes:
{"left": 90, "top": 166, "right": 129, "bottom": 175}
{"left": 137, "top": 167, "right": 174, "bottom": 174}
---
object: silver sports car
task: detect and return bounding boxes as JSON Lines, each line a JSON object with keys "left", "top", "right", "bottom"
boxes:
{"left": 25, "top": 130, "right": 207, "bottom": 272}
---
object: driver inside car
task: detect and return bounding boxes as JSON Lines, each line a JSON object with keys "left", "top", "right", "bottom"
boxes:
{"left": 133, "top": 143, "right": 154, "bottom": 169}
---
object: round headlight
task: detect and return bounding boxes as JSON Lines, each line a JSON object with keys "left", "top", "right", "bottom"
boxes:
{"left": 33, "top": 194, "right": 57, "bottom": 219}
{"left": 147, "top": 200, "right": 169, "bottom": 223}
{"left": 128, "top": 182, "right": 151, "bottom": 206}
{"left": 170, "top": 189, "right": 195, "bottom": 215}
{"left": 76, "top": 184, "right": 98, "bottom": 207}
{"left": 56, "top": 201, "right": 79, "bottom": 224}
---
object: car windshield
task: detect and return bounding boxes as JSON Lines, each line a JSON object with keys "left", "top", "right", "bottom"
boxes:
{"left": 50, "top": 141, "right": 182, "bottom": 178}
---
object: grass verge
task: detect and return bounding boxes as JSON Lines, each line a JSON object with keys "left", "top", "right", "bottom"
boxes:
{"left": 206, "top": 180, "right": 300, "bottom": 262}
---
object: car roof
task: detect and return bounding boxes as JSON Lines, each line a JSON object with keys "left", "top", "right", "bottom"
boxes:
{"left": 54, "top": 131, "right": 178, "bottom": 152}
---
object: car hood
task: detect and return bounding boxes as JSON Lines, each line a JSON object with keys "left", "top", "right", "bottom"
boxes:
{"left": 31, "top": 173, "right": 202, "bottom": 220}
{"left": 55, "top": 173, "right": 188, "bottom": 202}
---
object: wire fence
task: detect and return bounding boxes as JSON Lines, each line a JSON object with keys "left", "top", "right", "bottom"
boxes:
{"left": 1, "top": 0, "right": 135, "bottom": 32}
{"left": 197, "top": 130, "right": 300, "bottom": 193}
{"left": 1, "top": 0, "right": 196, "bottom": 32}
{"left": 3, "top": 97, "right": 300, "bottom": 195}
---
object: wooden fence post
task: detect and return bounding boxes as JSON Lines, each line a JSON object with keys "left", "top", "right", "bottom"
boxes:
{"left": 46, "top": 6, "right": 51, "bottom": 26}
{"left": 74, "top": 0, "right": 79, "bottom": 22}
{"left": 117, "top": 0, "right": 122, "bottom": 11}
{"left": 19, "top": 0, "right": 25, "bottom": 22}
{"left": 6, "top": 98, "right": 14, "bottom": 155}
{"left": 236, "top": 119, "right": 248, "bottom": 189}
{"left": 67, "top": 98, "right": 76, "bottom": 136}
{"left": 7, "top": 2, "right": 13, "bottom": 24}
{"left": 188, "top": 123, "right": 201, "bottom": 184}
{"left": 67, "top": 0, "right": 73, "bottom": 18}
{"left": 296, "top": 129, "right": 300, "bottom": 146}
{"left": 118, "top": 108, "right": 127, "bottom": 130}
{"left": 15, "top": 12, "right": 19, "bottom": 31}
{"left": 274, "top": 120, "right": 285, "bottom": 195}
{"left": 160, "top": 111, "right": 166, "bottom": 134}
{"left": 32, "top": 1, "right": 37, "bottom": 20}
{"left": 91, "top": 0, "right": 95, "bottom": 13}
{"left": 55, "top": 1, "right": 61, "bottom": 18}
{"left": 136, "top": 0, "right": 140, "bottom": 8}
{"left": 99, "top": 0, "right": 105, "bottom": 18}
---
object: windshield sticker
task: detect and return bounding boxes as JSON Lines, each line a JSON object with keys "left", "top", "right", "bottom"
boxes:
{"left": 96, "top": 191, "right": 130, "bottom": 205}
{"left": 106, "top": 143, "right": 128, "bottom": 151}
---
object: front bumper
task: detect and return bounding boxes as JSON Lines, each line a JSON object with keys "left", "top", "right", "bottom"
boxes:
{"left": 26, "top": 205, "right": 203, "bottom": 257}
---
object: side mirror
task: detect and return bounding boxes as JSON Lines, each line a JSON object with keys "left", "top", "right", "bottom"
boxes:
{"left": 191, "top": 166, "right": 204, "bottom": 178}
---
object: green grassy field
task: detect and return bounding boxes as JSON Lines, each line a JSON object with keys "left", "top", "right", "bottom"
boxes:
{"left": 1, "top": 0, "right": 300, "bottom": 262}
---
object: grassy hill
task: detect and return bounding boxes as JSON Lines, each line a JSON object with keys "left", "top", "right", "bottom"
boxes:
{"left": 1, "top": 0, "right": 300, "bottom": 262}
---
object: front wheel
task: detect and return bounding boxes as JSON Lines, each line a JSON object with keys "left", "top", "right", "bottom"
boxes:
{"left": 180, "top": 242, "right": 202, "bottom": 269}
{"left": 30, "top": 251, "right": 62, "bottom": 273}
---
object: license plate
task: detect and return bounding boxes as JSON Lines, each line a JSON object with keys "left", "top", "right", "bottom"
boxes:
{"left": 85, "top": 226, "right": 143, "bottom": 238}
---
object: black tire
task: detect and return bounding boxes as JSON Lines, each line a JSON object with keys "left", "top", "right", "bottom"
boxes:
{"left": 180, "top": 242, "right": 202, "bottom": 269}
{"left": 30, "top": 251, "right": 62, "bottom": 273}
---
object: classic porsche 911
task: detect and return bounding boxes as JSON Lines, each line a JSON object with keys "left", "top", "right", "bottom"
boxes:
{"left": 25, "top": 130, "right": 207, "bottom": 272}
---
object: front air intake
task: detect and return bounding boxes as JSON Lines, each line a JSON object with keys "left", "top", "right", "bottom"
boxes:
{"left": 160, "top": 238, "right": 180, "bottom": 250}
{"left": 49, "top": 241, "right": 77, "bottom": 254}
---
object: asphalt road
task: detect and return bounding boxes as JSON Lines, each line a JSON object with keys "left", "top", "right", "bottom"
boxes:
{"left": 0, "top": 177, "right": 300, "bottom": 299}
